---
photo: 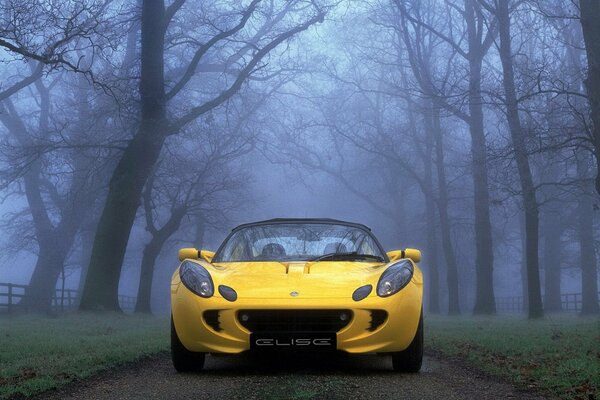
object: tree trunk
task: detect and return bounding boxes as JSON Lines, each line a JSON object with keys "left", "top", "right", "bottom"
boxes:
{"left": 465, "top": 0, "right": 496, "bottom": 314}
{"left": 497, "top": 0, "right": 543, "bottom": 318}
{"left": 430, "top": 105, "right": 460, "bottom": 315}
{"left": 135, "top": 208, "right": 186, "bottom": 314}
{"left": 79, "top": 0, "right": 167, "bottom": 311}
{"left": 519, "top": 213, "right": 528, "bottom": 313}
{"left": 579, "top": 0, "right": 600, "bottom": 195}
{"left": 542, "top": 208, "right": 562, "bottom": 312}
{"left": 20, "top": 243, "right": 67, "bottom": 313}
{"left": 0, "top": 100, "right": 83, "bottom": 313}
{"left": 80, "top": 131, "right": 166, "bottom": 311}
{"left": 577, "top": 156, "right": 600, "bottom": 315}
{"left": 423, "top": 106, "right": 440, "bottom": 314}
{"left": 134, "top": 240, "right": 162, "bottom": 313}
{"left": 76, "top": 220, "right": 97, "bottom": 302}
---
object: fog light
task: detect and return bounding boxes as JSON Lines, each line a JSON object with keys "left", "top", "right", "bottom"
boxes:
{"left": 340, "top": 312, "right": 349, "bottom": 321}
{"left": 240, "top": 313, "right": 249, "bottom": 322}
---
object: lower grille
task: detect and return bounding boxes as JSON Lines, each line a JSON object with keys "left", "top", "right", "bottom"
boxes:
{"left": 368, "top": 310, "right": 387, "bottom": 331}
{"left": 238, "top": 309, "right": 352, "bottom": 332}
{"left": 203, "top": 310, "right": 222, "bottom": 331}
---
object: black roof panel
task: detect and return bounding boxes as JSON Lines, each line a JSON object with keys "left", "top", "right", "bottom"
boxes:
{"left": 231, "top": 218, "right": 372, "bottom": 232}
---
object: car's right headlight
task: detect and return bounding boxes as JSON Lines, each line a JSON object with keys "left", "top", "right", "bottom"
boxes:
{"left": 179, "top": 261, "right": 214, "bottom": 298}
{"left": 377, "top": 260, "right": 414, "bottom": 297}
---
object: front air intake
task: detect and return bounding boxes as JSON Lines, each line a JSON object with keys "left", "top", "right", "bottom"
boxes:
{"left": 203, "top": 310, "right": 222, "bottom": 332}
{"left": 368, "top": 310, "right": 387, "bottom": 331}
{"left": 237, "top": 309, "right": 352, "bottom": 333}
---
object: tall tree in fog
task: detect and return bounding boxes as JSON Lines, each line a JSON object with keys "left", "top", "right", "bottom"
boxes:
{"left": 0, "top": 75, "right": 106, "bottom": 312}
{"left": 576, "top": 156, "right": 600, "bottom": 314}
{"left": 543, "top": 0, "right": 599, "bottom": 314}
{"left": 135, "top": 116, "right": 252, "bottom": 313}
{"left": 392, "top": 3, "right": 461, "bottom": 314}
{"left": 486, "top": 0, "right": 543, "bottom": 318}
{"left": 80, "top": 0, "right": 327, "bottom": 311}
{"left": 579, "top": 1, "right": 600, "bottom": 196}
{"left": 394, "top": 0, "right": 497, "bottom": 314}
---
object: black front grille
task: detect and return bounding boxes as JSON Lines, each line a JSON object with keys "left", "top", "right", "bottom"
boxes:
{"left": 238, "top": 309, "right": 352, "bottom": 333}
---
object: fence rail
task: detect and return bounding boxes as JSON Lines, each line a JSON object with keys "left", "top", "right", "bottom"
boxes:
{"left": 0, "top": 283, "right": 137, "bottom": 313}
{"left": 2, "top": 282, "right": 597, "bottom": 314}
{"left": 496, "top": 292, "right": 600, "bottom": 313}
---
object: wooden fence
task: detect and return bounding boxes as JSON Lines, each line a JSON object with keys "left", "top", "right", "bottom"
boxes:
{"left": 0, "top": 283, "right": 137, "bottom": 313}
{"left": 1, "top": 282, "right": 597, "bottom": 314}
{"left": 496, "top": 292, "right": 600, "bottom": 313}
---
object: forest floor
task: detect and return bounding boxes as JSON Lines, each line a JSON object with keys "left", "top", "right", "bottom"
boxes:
{"left": 0, "top": 313, "right": 168, "bottom": 399}
{"left": 426, "top": 314, "right": 599, "bottom": 400}
{"left": 0, "top": 313, "right": 597, "bottom": 399}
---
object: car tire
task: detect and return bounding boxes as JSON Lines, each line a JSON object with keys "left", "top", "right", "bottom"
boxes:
{"left": 391, "top": 308, "right": 423, "bottom": 373}
{"left": 171, "top": 315, "right": 206, "bottom": 372}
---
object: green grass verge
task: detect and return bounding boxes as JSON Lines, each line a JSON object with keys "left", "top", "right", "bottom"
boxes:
{"left": 0, "top": 313, "right": 168, "bottom": 399}
{"left": 426, "top": 314, "right": 600, "bottom": 400}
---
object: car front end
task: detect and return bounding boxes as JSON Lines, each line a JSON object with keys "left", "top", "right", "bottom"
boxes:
{"left": 171, "top": 259, "right": 423, "bottom": 354}
{"left": 170, "top": 218, "right": 424, "bottom": 372}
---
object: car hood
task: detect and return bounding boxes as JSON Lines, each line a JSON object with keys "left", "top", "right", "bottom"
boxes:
{"left": 209, "top": 261, "right": 387, "bottom": 299}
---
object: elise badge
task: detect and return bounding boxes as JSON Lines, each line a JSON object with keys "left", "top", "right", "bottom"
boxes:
{"left": 290, "top": 291, "right": 299, "bottom": 297}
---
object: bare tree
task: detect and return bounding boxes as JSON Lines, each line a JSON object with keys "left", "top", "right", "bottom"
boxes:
{"left": 579, "top": 0, "right": 600, "bottom": 195}
{"left": 481, "top": 0, "right": 543, "bottom": 318}
{"left": 0, "top": 0, "right": 118, "bottom": 100}
{"left": 0, "top": 76, "right": 105, "bottom": 312}
{"left": 576, "top": 154, "right": 600, "bottom": 314}
{"left": 393, "top": 0, "right": 498, "bottom": 314}
{"left": 80, "top": 0, "right": 328, "bottom": 311}
{"left": 134, "top": 115, "right": 252, "bottom": 313}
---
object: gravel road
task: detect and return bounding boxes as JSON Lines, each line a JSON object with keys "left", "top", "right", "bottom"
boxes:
{"left": 41, "top": 352, "right": 548, "bottom": 400}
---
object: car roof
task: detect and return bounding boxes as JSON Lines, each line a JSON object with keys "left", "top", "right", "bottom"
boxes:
{"left": 231, "top": 218, "right": 372, "bottom": 232}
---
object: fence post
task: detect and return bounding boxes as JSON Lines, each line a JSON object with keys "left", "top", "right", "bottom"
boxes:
{"left": 7, "top": 283, "right": 12, "bottom": 314}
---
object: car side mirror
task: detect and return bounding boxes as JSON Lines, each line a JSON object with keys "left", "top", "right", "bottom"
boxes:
{"left": 387, "top": 248, "right": 421, "bottom": 263}
{"left": 178, "top": 248, "right": 199, "bottom": 261}
{"left": 200, "top": 250, "right": 215, "bottom": 263}
{"left": 178, "top": 248, "right": 215, "bottom": 263}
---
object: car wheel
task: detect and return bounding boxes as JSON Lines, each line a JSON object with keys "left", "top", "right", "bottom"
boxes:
{"left": 171, "top": 315, "right": 206, "bottom": 372}
{"left": 391, "top": 308, "right": 423, "bottom": 373}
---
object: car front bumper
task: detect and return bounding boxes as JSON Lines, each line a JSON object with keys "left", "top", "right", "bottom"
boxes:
{"left": 171, "top": 278, "right": 423, "bottom": 354}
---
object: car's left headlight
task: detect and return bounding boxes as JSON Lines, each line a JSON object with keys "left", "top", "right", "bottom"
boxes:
{"left": 377, "top": 260, "right": 414, "bottom": 297}
{"left": 179, "top": 261, "right": 214, "bottom": 298}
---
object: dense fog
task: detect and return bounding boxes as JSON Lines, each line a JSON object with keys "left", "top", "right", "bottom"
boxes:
{"left": 0, "top": 0, "right": 599, "bottom": 317}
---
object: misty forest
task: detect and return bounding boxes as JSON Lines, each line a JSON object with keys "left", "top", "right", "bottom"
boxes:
{"left": 1, "top": 0, "right": 600, "bottom": 321}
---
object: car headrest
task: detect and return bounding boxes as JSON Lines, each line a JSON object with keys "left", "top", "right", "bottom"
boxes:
{"left": 323, "top": 242, "right": 347, "bottom": 254}
{"left": 261, "top": 243, "right": 286, "bottom": 257}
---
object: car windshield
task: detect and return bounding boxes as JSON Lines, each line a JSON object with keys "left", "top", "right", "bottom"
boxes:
{"left": 213, "top": 223, "right": 387, "bottom": 262}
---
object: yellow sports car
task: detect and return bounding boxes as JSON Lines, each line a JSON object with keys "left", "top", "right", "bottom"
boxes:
{"left": 171, "top": 218, "right": 423, "bottom": 372}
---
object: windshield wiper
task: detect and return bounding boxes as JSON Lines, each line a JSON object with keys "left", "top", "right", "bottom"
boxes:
{"left": 311, "top": 252, "right": 384, "bottom": 262}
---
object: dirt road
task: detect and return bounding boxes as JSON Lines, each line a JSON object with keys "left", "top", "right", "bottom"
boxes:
{"left": 41, "top": 352, "right": 547, "bottom": 400}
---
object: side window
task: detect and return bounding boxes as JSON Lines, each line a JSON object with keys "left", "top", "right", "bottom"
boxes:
{"left": 231, "top": 243, "right": 245, "bottom": 261}
{"left": 358, "top": 236, "right": 377, "bottom": 255}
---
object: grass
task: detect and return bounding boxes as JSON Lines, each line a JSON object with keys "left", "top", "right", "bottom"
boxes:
{"left": 0, "top": 313, "right": 169, "bottom": 399}
{"left": 1, "top": 312, "right": 597, "bottom": 399}
{"left": 426, "top": 314, "right": 600, "bottom": 400}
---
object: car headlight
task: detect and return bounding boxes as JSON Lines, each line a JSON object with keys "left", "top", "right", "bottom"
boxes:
{"left": 377, "top": 260, "right": 414, "bottom": 297}
{"left": 179, "top": 261, "right": 214, "bottom": 298}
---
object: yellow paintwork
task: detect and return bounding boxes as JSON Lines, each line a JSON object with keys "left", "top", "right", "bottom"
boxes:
{"left": 171, "top": 252, "right": 423, "bottom": 355}
{"left": 387, "top": 248, "right": 421, "bottom": 263}
{"left": 178, "top": 248, "right": 199, "bottom": 261}
{"left": 200, "top": 250, "right": 215, "bottom": 263}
